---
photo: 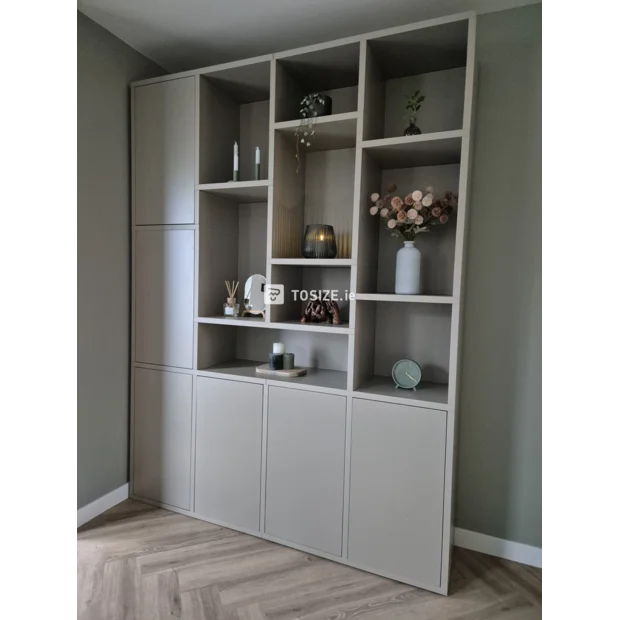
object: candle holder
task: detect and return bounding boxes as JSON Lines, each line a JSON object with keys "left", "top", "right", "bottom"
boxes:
{"left": 301, "top": 225, "right": 337, "bottom": 259}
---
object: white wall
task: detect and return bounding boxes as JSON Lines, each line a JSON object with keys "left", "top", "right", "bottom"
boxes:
{"left": 456, "top": 3, "right": 541, "bottom": 547}
{"left": 77, "top": 11, "right": 163, "bottom": 509}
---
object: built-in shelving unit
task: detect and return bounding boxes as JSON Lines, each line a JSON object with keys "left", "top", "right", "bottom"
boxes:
{"left": 130, "top": 12, "right": 476, "bottom": 597}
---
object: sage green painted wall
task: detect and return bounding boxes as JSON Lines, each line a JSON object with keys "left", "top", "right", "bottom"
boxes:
{"left": 77, "top": 11, "right": 163, "bottom": 509}
{"left": 456, "top": 4, "right": 541, "bottom": 547}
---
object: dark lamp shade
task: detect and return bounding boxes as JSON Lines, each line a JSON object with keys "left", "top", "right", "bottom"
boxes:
{"left": 301, "top": 225, "right": 337, "bottom": 259}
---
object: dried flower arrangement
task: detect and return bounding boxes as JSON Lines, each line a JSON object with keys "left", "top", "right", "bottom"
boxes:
{"left": 369, "top": 184, "right": 457, "bottom": 241}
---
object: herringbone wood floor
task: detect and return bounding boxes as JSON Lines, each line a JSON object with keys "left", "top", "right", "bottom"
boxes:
{"left": 77, "top": 499, "right": 541, "bottom": 619}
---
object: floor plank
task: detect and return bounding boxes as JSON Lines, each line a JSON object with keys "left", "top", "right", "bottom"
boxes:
{"left": 77, "top": 500, "right": 541, "bottom": 620}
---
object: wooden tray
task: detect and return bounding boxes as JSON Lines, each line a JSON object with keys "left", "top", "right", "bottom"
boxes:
{"left": 255, "top": 364, "right": 307, "bottom": 377}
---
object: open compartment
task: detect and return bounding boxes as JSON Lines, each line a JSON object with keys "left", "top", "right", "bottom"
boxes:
{"left": 352, "top": 300, "right": 451, "bottom": 407}
{"left": 197, "top": 323, "right": 349, "bottom": 391}
{"left": 362, "top": 19, "right": 468, "bottom": 141}
{"left": 356, "top": 149, "right": 459, "bottom": 297}
{"left": 198, "top": 60, "right": 271, "bottom": 184}
{"left": 271, "top": 129, "right": 356, "bottom": 260}
{"left": 274, "top": 42, "right": 360, "bottom": 123}
{"left": 268, "top": 264, "right": 352, "bottom": 331}
{"left": 197, "top": 192, "right": 268, "bottom": 320}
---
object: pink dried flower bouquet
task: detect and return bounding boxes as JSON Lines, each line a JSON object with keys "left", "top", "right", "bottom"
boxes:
{"left": 369, "top": 184, "right": 457, "bottom": 241}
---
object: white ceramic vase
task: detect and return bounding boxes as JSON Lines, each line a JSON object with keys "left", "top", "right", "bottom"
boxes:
{"left": 395, "top": 241, "right": 421, "bottom": 294}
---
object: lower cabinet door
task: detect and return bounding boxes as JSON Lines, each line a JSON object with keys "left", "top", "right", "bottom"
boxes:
{"left": 348, "top": 398, "right": 447, "bottom": 588}
{"left": 133, "top": 368, "right": 193, "bottom": 510}
{"left": 195, "top": 377, "right": 263, "bottom": 532}
{"left": 265, "top": 387, "right": 346, "bottom": 556}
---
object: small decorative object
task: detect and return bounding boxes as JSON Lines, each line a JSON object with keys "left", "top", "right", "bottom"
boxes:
{"left": 242, "top": 274, "right": 267, "bottom": 318}
{"left": 369, "top": 185, "right": 457, "bottom": 294}
{"left": 255, "top": 363, "right": 307, "bottom": 378}
{"left": 223, "top": 280, "right": 240, "bottom": 317}
{"left": 283, "top": 353, "right": 295, "bottom": 370}
{"left": 254, "top": 146, "right": 261, "bottom": 180}
{"left": 272, "top": 342, "right": 285, "bottom": 355}
{"left": 392, "top": 359, "right": 422, "bottom": 390}
{"left": 295, "top": 93, "right": 332, "bottom": 173}
{"left": 233, "top": 141, "right": 239, "bottom": 181}
{"left": 302, "top": 224, "right": 337, "bottom": 259}
{"left": 403, "top": 90, "right": 425, "bottom": 136}
{"left": 301, "top": 299, "right": 341, "bottom": 325}
{"left": 269, "top": 353, "right": 284, "bottom": 370}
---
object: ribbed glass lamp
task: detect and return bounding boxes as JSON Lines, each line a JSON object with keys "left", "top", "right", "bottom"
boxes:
{"left": 301, "top": 225, "right": 337, "bottom": 259}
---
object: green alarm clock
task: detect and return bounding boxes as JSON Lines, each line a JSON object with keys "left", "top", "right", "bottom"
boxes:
{"left": 392, "top": 359, "right": 422, "bottom": 390}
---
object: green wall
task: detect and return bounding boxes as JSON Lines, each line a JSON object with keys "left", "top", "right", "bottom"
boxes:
{"left": 77, "top": 12, "right": 163, "bottom": 509}
{"left": 456, "top": 4, "right": 541, "bottom": 547}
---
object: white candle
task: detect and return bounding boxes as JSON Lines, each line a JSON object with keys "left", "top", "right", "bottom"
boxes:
{"left": 255, "top": 146, "right": 260, "bottom": 164}
{"left": 273, "top": 342, "right": 285, "bottom": 354}
{"left": 233, "top": 141, "right": 239, "bottom": 171}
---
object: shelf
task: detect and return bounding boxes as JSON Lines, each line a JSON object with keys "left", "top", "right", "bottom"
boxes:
{"left": 270, "top": 258, "right": 353, "bottom": 267}
{"left": 362, "top": 130, "right": 462, "bottom": 168}
{"left": 274, "top": 112, "right": 358, "bottom": 151}
{"left": 354, "top": 376, "right": 448, "bottom": 410}
{"left": 354, "top": 294, "right": 454, "bottom": 304}
{"left": 196, "top": 180, "right": 270, "bottom": 203}
{"left": 196, "top": 316, "right": 269, "bottom": 328}
{"left": 197, "top": 359, "right": 348, "bottom": 393}
{"left": 270, "top": 320, "right": 352, "bottom": 334}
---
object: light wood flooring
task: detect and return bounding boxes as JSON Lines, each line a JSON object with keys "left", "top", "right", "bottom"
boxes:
{"left": 77, "top": 499, "right": 541, "bottom": 620}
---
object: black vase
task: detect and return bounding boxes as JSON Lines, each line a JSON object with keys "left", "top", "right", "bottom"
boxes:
{"left": 302, "top": 225, "right": 337, "bottom": 259}
{"left": 404, "top": 120, "right": 422, "bottom": 136}
{"left": 308, "top": 94, "right": 332, "bottom": 117}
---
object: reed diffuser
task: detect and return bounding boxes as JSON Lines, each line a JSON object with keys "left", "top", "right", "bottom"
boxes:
{"left": 224, "top": 280, "right": 240, "bottom": 317}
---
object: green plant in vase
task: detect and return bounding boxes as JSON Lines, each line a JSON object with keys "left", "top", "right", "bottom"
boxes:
{"left": 403, "top": 90, "right": 425, "bottom": 136}
{"left": 294, "top": 93, "right": 332, "bottom": 173}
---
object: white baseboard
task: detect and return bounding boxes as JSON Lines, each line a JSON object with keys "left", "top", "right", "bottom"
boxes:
{"left": 454, "top": 527, "right": 542, "bottom": 568}
{"left": 77, "top": 483, "right": 129, "bottom": 528}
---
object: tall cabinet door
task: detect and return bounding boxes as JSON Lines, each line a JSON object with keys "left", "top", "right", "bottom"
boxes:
{"left": 133, "top": 368, "right": 193, "bottom": 509}
{"left": 195, "top": 377, "right": 263, "bottom": 532}
{"left": 265, "top": 387, "right": 346, "bottom": 556}
{"left": 134, "top": 77, "right": 195, "bottom": 225}
{"left": 135, "top": 229, "right": 194, "bottom": 368}
{"left": 348, "top": 399, "right": 447, "bottom": 589}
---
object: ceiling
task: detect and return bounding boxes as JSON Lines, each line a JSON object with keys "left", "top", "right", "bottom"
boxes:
{"left": 78, "top": 0, "right": 540, "bottom": 73}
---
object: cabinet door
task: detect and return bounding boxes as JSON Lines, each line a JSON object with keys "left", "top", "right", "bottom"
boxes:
{"left": 348, "top": 399, "right": 447, "bottom": 588}
{"left": 133, "top": 368, "right": 192, "bottom": 509}
{"left": 195, "top": 377, "right": 263, "bottom": 532}
{"left": 135, "top": 229, "right": 194, "bottom": 368}
{"left": 134, "top": 77, "right": 195, "bottom": 225}
{"left": 265, "top": 387, "right": 346, "bottom": 556}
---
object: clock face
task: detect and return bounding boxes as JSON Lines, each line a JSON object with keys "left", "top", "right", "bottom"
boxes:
{"left": 392, "top": 359, "right": 422, "bottom": 389}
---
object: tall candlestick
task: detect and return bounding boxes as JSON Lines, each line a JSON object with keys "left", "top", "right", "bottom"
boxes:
{"left": 233, "top": 141, "right": 239, "bottom": 181}
{"left": 254, "top": 146, "right": 261, "bottom": 180}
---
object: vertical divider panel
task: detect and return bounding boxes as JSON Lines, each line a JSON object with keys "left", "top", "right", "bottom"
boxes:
{"left": 442, "top": 15, "right": 477, "bottom": 591}
{"left": 361, "top": 44, "right": 386, "bottom": 142}
{"left": 352, "top": 300, "right": 377, "bottom": 391}
{"left": 266, "top": 60, "right": 277, "bottom": 323}
{"left": 341, "top": 394, "right": 353, "bottom": 557}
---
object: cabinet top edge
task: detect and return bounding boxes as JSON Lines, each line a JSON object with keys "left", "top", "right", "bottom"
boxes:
{"left": 130, "top": 11, "right": 476, "bottom": 89}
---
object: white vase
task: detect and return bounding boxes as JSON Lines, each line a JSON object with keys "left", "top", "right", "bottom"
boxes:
{"left": 395, "top": 241, "right": 421, "bottom": 294}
